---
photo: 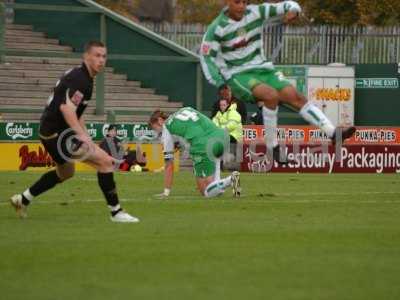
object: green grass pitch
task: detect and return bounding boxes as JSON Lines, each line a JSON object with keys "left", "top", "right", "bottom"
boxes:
{"left": 1, "top": 171, "right": 400, "bottom": 300}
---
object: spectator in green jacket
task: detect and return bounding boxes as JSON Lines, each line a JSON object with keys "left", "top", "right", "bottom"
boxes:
{"left": 212, "top": 98, "right": 243, "bottom": 144}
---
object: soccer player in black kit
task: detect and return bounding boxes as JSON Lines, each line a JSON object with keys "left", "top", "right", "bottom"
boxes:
{"left": 10, "top": 41, "right": 139, "bottom": 223}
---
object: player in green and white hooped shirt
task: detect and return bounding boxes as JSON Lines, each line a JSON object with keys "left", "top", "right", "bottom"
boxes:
{"left": 149, "top": 108, "right": 241, "bottom": 198}
{"left": 200, "top": 0, "right": 356, "bottom": 163}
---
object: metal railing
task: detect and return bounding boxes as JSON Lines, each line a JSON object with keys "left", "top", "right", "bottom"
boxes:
{"left": 142, "top": 22, "right": 400, "bottom": 64}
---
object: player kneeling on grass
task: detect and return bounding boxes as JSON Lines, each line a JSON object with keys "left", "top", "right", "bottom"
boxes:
{"left": 149, "top": 107, "right": 241, "bottom": 198}
{"left": 10, "top": 41, "right": 139, "bottom": 223}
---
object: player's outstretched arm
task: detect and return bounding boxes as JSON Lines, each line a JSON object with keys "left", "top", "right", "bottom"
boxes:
{"left": 199, "top": 23, "right": 225, "bottom": 89}
{"left": 164, "top": 160, "right": 174, "bottom": 195}
{"left": 155, "top": 125, "right": 175, "bottom": 198}
{"left": 155, "top": 160, "right": 174, "bottom": 198}
{"left": 260, "top": 0, "right": 301, "bottom": 22}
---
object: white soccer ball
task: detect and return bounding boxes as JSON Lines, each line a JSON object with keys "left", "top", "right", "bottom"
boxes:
{"left": 131, "top": 164, "right": 142, "bottom": 172}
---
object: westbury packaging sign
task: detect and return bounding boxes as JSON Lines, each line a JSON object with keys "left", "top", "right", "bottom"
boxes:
{"left": 242, "top": 144, "right": 400, "bottom": 174}
{"left": 241, "top": 125, "right": 400, "bottom": 173}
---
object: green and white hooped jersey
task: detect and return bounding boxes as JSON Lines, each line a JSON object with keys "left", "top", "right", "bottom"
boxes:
{"left": 161, "top": 107, "right": 219, "bottom": 160}
{"left": 200, "top": 1, "right": 301, "bottom": 87}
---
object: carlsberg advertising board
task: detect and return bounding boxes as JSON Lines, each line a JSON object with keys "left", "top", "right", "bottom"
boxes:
{"left": 0, "top": 122, "right": 157, "bottom": 142}
{"left": 2, "top": 123, "right": 38, "bottom": 140}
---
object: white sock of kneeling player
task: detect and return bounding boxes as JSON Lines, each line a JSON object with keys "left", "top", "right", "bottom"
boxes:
{"left": 214, "top": 158, "right": 221, "bottom": 181}
{"left": 204, "top": 176, "right": 232, "bottom": 198}
{"left": 299, "top": 102, "right": 335, "bottom": 138}
{"left": 262, "top": 106, "right": 279, "bottom": 150}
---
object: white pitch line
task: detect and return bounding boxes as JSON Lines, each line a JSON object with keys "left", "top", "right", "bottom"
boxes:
{"left": 1, "top": 191, "right": 400, "bottom": 206}
{"left": 259, "top": 191, "right": 400, "bottom": 197}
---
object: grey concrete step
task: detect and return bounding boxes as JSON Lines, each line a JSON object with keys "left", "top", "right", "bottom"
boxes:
{"left": 0, "top": 105, "right": 96, "bottom": 113}
{"left": 105, "top": 106, "right": 180, "bottom": 112}
{"left": 5, "top": 29, "right": 45, "bottom": 38}
{"left": 0, "top": 83, "right": 150, "bottom": 94}
{"left": 5, "top": 24, "right": 34, "bottom": 30}
{"left": 0, "top": 90, "right": 167, "bottom": 101}
{"left": 0, "top": 63, "right": 114, "bottom": 73}
{"left": 0, "top": 76, "right": 140, "bottom": 87}
{"left": 0, "top": 112, "right": 108, "bottom": 122}
{"left": 0, "top": 91, "right": 53, "bottom": 99}
{"left": 105, "top": 93, "right": 168, "bottom": 101}
{"left": 5, "top": 56, "right": 82, "bottom": 65}
{"left": 0, "top": 83, "right": 53, "bottom": 92}
{"left": 0, "top": 69, "right": 126, "bottom": 80}
{"left": 0, "top": 98, "right": 181, "bottom": 108}
{"left": 0, "top": 90, "right": 150, "bottom": 99}
{"left": 0, "top": 102, "right": 47, "bottom": 108}
{"left": 106, "top": 100, "right": 181, "bottom": 108}
{"left": 105, "top": 73, "right": 128, "bottom": 81}
{"left": 0, "top": 76, "right": 60, "bottom": 85}
{"left": 0, "top": 98, "right": 64, "bottom": 105}
{"left": 119, "top": 81, "right": 142, "bottom": 87}
{"left": 103, "top": 86, "right": 151, "bottom": 93}
{"left": 0, "top": 99, "right": 172, "bottom": 108}
{"left": 5, "top": 42, "right": 73, "bottom": 52}
{"left": 5, "top": 36, "right": 59, "bottom": 45}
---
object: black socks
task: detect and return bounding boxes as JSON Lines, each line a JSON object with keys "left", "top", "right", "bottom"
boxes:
{"left": 23, "top": 170, "right": 62, "bottom": 205}
{"left": 97, "top": 172, "right": 121, "bottom": 216}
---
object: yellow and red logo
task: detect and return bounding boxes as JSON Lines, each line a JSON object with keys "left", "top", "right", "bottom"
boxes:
{"left": 311, "top": 88, "right": 351, "bottom": 102}
{"left": 19, "top": 145, "right": 55, "bottom": 171}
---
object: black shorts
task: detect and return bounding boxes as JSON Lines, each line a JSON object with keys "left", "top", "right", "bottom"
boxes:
{"left": 40, "top": 132, "right": 82, "bottom": 165}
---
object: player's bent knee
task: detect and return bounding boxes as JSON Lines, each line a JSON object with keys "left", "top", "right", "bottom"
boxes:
{"left": 56, "top": 164, "right": 75, "bottom": 182}
{"left": 279, "top": 86, "right": 306, "bottom": 109}
{"left": 57, "top": 170, "right": 74, "bottom": 182}
{"left": 290, "top": 94, "right": 307, "bottom": 110}
{"left": 60, "top": 172, "right": 74, "bottom": 182}
{"left": 96, "top": 156, "right": 115, "bottom": 172}
{"left": 253, "top": 87, "right": 279, "bottom": 108}
{"left": 297, "top": 93, "right": 307, "bottom": 106}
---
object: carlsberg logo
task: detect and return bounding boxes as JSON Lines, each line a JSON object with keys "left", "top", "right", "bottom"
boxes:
{"left": 102, "top": 124, "right": 128, "bottom": 138}
{"left": 6, "top": 123, "right": 33, "bottom": 140}
{"left": 133, "top": 125, "right": 156, "bottom": 141}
